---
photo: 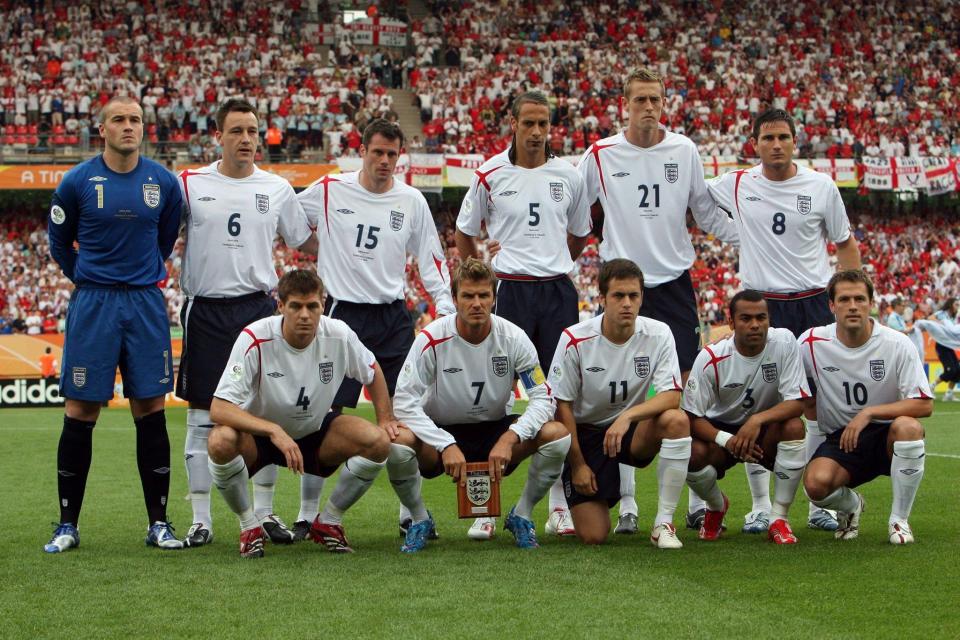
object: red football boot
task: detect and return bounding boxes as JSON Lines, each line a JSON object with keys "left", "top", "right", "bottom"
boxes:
{"left": 768, "top": 518, "right": 799, "bottom": 545}
{"left": 239, "top": 526, "right": 266, "bottom": 559}
{"left": 698, "top": 493, "right": 730, "bottom": 541}
{"left": 308, "top": 517, "right": 355, "bottom": 553}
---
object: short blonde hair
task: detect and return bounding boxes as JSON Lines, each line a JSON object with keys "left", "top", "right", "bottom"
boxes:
{"left": 623, "top": 68, "right": 665, "bottom": 100}
{"left": 452, "top": 258, "right": 497, "bottom": 297}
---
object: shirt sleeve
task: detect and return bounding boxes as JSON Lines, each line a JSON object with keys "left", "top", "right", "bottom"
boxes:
{"left": 276, "top": 184, "right": 312, "bottom": 249}
{"left": 343, "top": 326, "right": 377, "bottom": 385}
{"left": 689, "top": 146, "right": 739, "bottom": 245}
{"left": 823, "top": 181, "right": 852, "bottom": 244}
{"left": 408, "top": 197, "right": 455, "bottom": 315}
{"left": 797, "top": 330, "right": 817, "bottom": 396}
{"left": 213, "top": 329, "right": 260, "bottom": 408}
{"left": 157, "top": 170, "right": 183, "bottom": 261}
{"left": 392, "top": 333, "right": 456, "bottom": 451}
{"left": 577, "top": 145, "right": 601, "bottom": 206}
{"left": 680, "top": 351, "right": 716, "bottom": 416}
{"left": 511, "top": 333, "right": 556, "bottom": 441}
{"left": 896, "top": 336, "right": 933, "bottom": 400}
{"left": 777, "top": 340, "right": 810, "bottom": 401}
{"left": 549, "top": 331, "right": 581, "bottom": 403}
{"left": 48, "top": 172, "right": 80, "bottom": 282}
{"left": 651, "top": 330, "right": 683, "bottom": 394}
{"left": 565, "top": 171, "right": 592, "bottom": 237}
{"left": 706, "top": 172, "right": 735, "bottom": 218}
{"left": 455, "top": 169, "right": 489, "bottom": 236}
{"left": 295, "top": 182, "right": 322, "bottom": 232}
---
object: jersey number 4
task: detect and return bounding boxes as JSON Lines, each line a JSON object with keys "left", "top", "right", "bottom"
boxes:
{"left": 296, "top": 387, "right": 310, "bottom": 411}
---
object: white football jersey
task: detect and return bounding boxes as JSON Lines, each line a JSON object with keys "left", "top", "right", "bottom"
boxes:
{"left": 548, "top": 314, "right": 683, "bottom": 427}
{"left": 214, "top": 315, "right": 376, "bottom": 439}
{"left": 179, "top": 162, "right": 312, "bottom": 297}
{"left": 393, "top": 314, "right": 555, "bottom": 451}
{"left": 298, "top": 171, "right": 454, "bottom": 314}
{"left": 578, "top": 131, "right": 737, "bottom": 286}
{"left": 682, "top": 327, "right": 810, "bottom": 425}
{"left": 798, "top": 320, "right": 932, "bottom": 434}
{"left": 456, "top": 151, "right": 591, "bottom": 277}
{"left": 707, "top": 164, "right": 852, "bottom": 293}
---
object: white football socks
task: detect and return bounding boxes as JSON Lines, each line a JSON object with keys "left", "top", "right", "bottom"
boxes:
{"left": 209, "top": 455, "right": 258, "bottom": 531}
{"left": 745, "top": 462, "right": 772, "bottom": 513}
{"left": 387, "top": 444, "right": 429, "bottom": 522}
{"left": 251, "top": 464, "right": 278, "bottom": 520}
{"left": 686, "top": 465, "right": 725, "bottom": 511}
{"left": 890, "top": 440, "right": 925, "bottom": 525}
{"left": 655, "top": 437, "right": 692, "bottom": 527}
{"left": 548, "top": 477, "right": 568, "bottom": 511}
{"left": 805, "top": 420, "right": 828, "bottom": 517}
{"left": 618, "top": 463, "right": 638, "bottom": 517}
{"left": 515, "top": 436, "right": 571, "bottom": 520}
{"left": 771, "top": 440, "right": 806, "bottom": 522}
{"left": 184, "top": 408, "right": 213, "bottom": 529}
{"left": 297, "top": 474, "right": 326, "bottom": 523}
{"left": 319, "top": 456, "right": 385, "bottom": 525}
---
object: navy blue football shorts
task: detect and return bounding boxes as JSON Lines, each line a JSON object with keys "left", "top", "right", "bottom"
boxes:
{"left": 61, "top": 284, "right": 173, "bottom": 402}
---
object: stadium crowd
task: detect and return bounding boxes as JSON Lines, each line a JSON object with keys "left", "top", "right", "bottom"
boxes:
{"left": 2, "top": 0, "right": 959, "bottom": 161}
{"left": 3, "top": 207, "right": 960, "bottom": 336}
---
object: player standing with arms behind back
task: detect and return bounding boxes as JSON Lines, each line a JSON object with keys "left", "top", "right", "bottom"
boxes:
{"left": 455, "top": 91, "right": 591, "bottom": 539}
{"left": 577, "top": 68, "right": 737, "bottom": 534}
{"left": 177, "top": 99, "right": 318, "bottom": 548}
{"left": 45, "top": 96, "right": 183, "bottom": 553}
{"left": 708, "top": 109, "right": 861, "bottom": 533}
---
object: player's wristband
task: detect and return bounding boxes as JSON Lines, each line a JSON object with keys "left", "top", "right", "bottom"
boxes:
{"left": 714, "top": 431, "right": 733, "bottom": 449}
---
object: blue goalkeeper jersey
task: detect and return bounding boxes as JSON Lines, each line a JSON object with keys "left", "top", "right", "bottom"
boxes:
{"left": 48, "top": 154, "right": 182, "bottom": 286}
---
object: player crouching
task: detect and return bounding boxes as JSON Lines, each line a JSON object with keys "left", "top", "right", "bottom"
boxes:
{"left": 548, "top": 260, "right": 691, "bottom": 548}
{"left": 683, "top": 291, "right": 809, "bottom": 544}
{"left": 207, "top": 269, "right": 402, "bottom": 557}
{"left": 800, "top": 270, "right": 932, "bottom": 544}
{"left": 387, "top": 259, "right": 570, "bottom": 552}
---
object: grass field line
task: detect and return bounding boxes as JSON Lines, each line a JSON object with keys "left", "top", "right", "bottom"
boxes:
{"left": 928, "top": 452, "right": 960, "bottom": 459}
{"left": 0, "top": 343, "right": 40, "bottom": 372}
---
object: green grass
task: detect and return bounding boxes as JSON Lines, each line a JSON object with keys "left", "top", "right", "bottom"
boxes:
{"left": 2, "top": 404, "right": 958, "bottom": 639}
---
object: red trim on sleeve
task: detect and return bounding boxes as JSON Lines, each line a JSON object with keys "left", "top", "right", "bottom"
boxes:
{"left": 419, "top": 329, "right": 454, "bottom": 354}
{"left": 242, "top": 328, "right": 273, "bottom": 388}
{"left": 474, "top": 165, "right": 504, "bottom": 193}
{"left": 588, "top": 141, "right": 618, "bottom": 197}
{"left": 702, "top": 345, "right": 732, "bottom": 390}
{"left": 316, "top": 174, "right": 340, "bottom": 235}
{"left": 732, "top": 169, "right": 748, "bottom": 222}
{"left": 800, "top": 330, "right": 831, "bottom": 384}
{"left": 178, "top": 169, "right": 204, "bottom": 210}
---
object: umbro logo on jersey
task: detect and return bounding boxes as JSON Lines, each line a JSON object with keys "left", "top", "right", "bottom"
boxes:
{"left": 88, "top": 176, "right": 108, "bottom": 182}
{"left": 586, "top": 366, "right": 605, "bottom": 373}
{"left": 745, "top": 196, "right": 762, "bottom": 201}
{"left": 336, "top": 208, "right": 355, "bottom": 214}
{"left": 198, "top": 196, "right": 216, "bottom": 201}
{"left": 442, "top": 367, "right": 462, "bottom": 374}
{"left": 498, "top": 190, "right": 517, "bottom": 197}
{"left": 822, "top": 366, "right": 840, "bottom": 372}
{"left": 723, "top": 382, "right": 743, "bottom": 388}
{"left": 612, "top": 172, "right": 630, "bottom": 177}
{"left": 266, "top": 372, "right": 284, "bottom": 378}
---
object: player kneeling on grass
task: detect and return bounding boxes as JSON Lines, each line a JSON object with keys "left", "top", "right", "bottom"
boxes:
{"left": 388, "top": 258, "right": 570, "bottom": 552}
{"left": 800, "top": 270, "right": 932, "bottom": 544}
{"left": 548, "top": 259, "right": 691, "bottom": 548}
{"left": 682, "top": 290, "right": 809, "bottom": 544}
{"left": 207, "top": 269, "right": 402, "bottom": 557}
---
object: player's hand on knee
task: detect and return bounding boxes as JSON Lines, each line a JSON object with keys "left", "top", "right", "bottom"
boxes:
{"left": 603, "top": 416, "right": 630, "bottom": 457}
{"left": 572, "top": 464, "right": 597, "bottom": 496}
{"left": 840, "top": 412, "right": 870, "bottom": 453}
{"left": 441, "top": 444, "right": 467, "bottom": 485}
{"left": 379, "top": 418, "right": 404, "bottom": 441}
{"left": 270, "top": 428, "right": 303, "bottom": 474}
{"left": 735, "top": 418, "right": 762, "bottom": 459}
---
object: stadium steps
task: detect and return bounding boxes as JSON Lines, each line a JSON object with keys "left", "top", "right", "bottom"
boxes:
{"left": 389, "top": 89, "right": 424, "bottom": 142}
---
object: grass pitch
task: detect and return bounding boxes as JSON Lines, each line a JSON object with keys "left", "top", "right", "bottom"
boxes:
{"left": 1, "top": 404, "right": 958, "bottom": 639}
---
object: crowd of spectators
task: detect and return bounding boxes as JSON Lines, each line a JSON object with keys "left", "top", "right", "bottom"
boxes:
{"left": 3, "top": 0, "right": 959, "bottom": 163}
{"left": 4, "top": 206, "right": 960, "bottom": 338}
{"left": 414, "top": 0, "right": 960, "bottom": 158}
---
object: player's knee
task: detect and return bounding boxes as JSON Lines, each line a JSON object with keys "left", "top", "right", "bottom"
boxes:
{"left": 890, "top": 417, "right": 924, "bottom": 441}
{"left": 802, "top": 468, "right": 833, "bottom": 502}
{"left": 688, "top": 440, "right": 711, "bottom": 471}
{"left": 358, "top": 424, "right": 390, "bottom": 462}
{"left": 392, "top": 426, "right": 417, "bottom": 448}
{"left": 782, "top": 417, "right": 805, "bottom": 441}
{"left": 659, "top": 409, "right": 689, "bottom": 438}
{"left": 207, "top": 426, "right": 239, "bottom": 463}
{"left": 538, "top": 421, "right": 569, "bottom": 443}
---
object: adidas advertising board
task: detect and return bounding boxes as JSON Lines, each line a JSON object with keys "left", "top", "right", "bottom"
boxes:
{"left": 0, "top": 378, "right": 64, "bottom": 407}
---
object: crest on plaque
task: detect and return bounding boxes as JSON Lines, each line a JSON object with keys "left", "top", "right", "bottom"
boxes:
{"left": 467, "top": 476, "right": 491, "bottom": 505}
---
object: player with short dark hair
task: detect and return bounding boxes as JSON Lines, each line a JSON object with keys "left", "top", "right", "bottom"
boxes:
{"left": 455, "top": 90, "right": 591, "bottom": 540}
{"left": 177, "top": 98, "right": 319, "bottom": 548}
{"left": 548, "top": 259, "right": 690, "bottom": 547}
{"left": 801, "top": 270, "right": 933, "bottom": 544}
{"left": 578, "top": 68, "right": 738, "bottom": 535}
{"left": 707, "top": 108, "right": 862, "bottom": 534}
{"left": 45, "top": 96, "right": 183, "bottom": 553}
{"left": 683, "top": 291, "right": 809, "bottom": 544}
{"left": 207, "top": 269, "right": 401, "bottom": 557}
